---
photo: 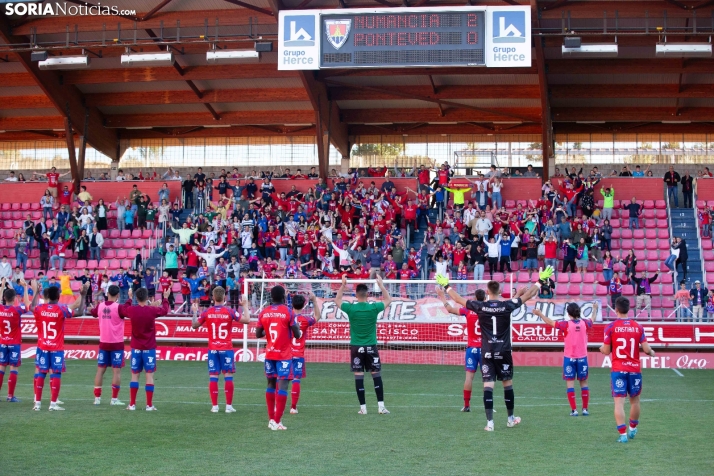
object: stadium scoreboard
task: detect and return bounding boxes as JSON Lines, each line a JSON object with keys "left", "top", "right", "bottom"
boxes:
{"left": 278, "top": 6, "right": 531, "bottom": 70}
{"left": 320, "top": 11, "right": 485, "bottom": 68}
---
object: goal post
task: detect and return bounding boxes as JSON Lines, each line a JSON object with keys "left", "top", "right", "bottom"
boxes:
{"left": 242, "top": 277, "right": 513, "bottom": 366}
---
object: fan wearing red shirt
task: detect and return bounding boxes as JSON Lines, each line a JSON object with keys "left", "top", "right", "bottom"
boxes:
{"left": 437, "top": 287, "right": 483, "bottom": 412}
{"left": 192, "top": 286, "right": 250, "bottom": 413}
{"left": 289, "top": 292, "right": 322, "bottom": 414}
{"left": 0, "top": 284, "right": 30, "bottom": 402}
{"left": 256, "top": 285, "right": 302, "bottom": 431}
{"left": 46, "top": 167, "right": 70, "bottom": 198}
{"left": 600, "top": 297, "right": 655, "bottom": 443}
{"left": 122, "top": 287, "right": 170, "bottom": 411}
{"left": 29, "top": 281, "right": 88, "bottom": 411}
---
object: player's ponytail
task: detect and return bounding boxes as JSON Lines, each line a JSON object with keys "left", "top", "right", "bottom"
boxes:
{"left": 566, "top": 303, "right": 581, "bottom": 320}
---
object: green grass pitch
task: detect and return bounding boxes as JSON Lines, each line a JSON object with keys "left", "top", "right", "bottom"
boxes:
{"left": 1, "top": 361, "right": 713, "bottom": 475}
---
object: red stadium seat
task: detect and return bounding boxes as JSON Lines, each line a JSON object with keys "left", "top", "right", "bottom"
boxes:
{"left": 116, "top": 250, "right": 127, "bottom": 259}
{"left": 708, "top": 200, "right": 714, "bottom": 208}
{"left": 696, "top": 200, "right": 706, "bottom": 208}
{"left": 583, "top": 272, "right": 595, "bottom": 283}
{"left": 120, "top": 230, "right": 131, "bottom": 238}
{"left": 142, "top": 230, "right": 153, "bottom": 239}
{"left": 643, "top": 209, "right": 655, "bottom": 219}
{"left": 621, "top": 209, "right": 630, "bottom": 220}
{"left": 568, "top": 284, "right": 581, "bottom": 296}
{"left": 557, "top": 273, "right": 569, "bottom": 284}
{"left": 555, "top": 284, "right": 568, "bottom": 296}
{"left": 645, "top": 229, "right": 657, "bottom": 240}
{"left": 704, "top": 251, "right": 714, "bottom": 261}
{"left": 656, "top": 229, "right": 669, "bottom": 240}
{"left": 10, "top": 203, "right": 20, "bottom": 211}
{"left": 120, "top": 260, "right": 132, "bottom": 269}
{"left": 570, "top": 273, "right": 582, "bottom": 284}
{"left": 108, "top": 260, "right": 120, "bottom": 270}
{"left": 505, "top": 200, "right": 516, "bottom": 208}
{"left": 131, "top": 229, "right": 142, "bottom": 238}
{"left": 123, "top": 239, "right": 134, "bottom": 248}
{"left": 702, "top": 241, "right": 713, "bottom": 251}
{"left": 104, "top": 250, "right": 116, "bottom": 259}
{"left": 643, "top": 200, "right": 654, "bottom": 209}
{"left": 87, "top": 260, "right": 99, "bottom": 269}
{"left": 644, "top": 219, "right": 657, "bottom": 229}
{"left": 20, "top": 203, "right": 30, "bottom": 211}
{"left": 655, "top": 200, "right": 666, "bottom": 210}
{"left": 645, "top": 250, "right": 659, "bottom": 261}
{"left": 517, "top": 273, "right": 530, "bottom": 283}
{"left": 633, "top": 240, "right": 645, "bottom": 250}
{"left": 650, "top": 309, "right": 664, "bottom": 321}
{"left": 0, "top": 203, "right": 9, "bottom": 211}
{"left": 705, "top": 261, "right": 714, "bottom": 272}
{"left": 76, "top": 260, "right": 87, "bottom": 269}
{"left": 109, "top": 230, "right": 120, "bottom": 238}
{"left": 655, "top": 209, "right": 668, "bottom": 220}
{"left": 621, "top": 230, "right": 633, "bottom": 240}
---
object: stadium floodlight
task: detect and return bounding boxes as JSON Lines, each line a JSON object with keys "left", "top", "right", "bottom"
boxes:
{"left": 121, "top": 51, "right": 174, "bottom": 67}
{"left": 38, "top": 55, "right": 90, "bottom": 70}
{"left": 656, "top": 43, "right": 712, "bottom": 57}
{"left": 206, "top": 49, "right": 260, "bottom": 64}
{"left": 561, "top": 43, "right": 618, "bottom": 58}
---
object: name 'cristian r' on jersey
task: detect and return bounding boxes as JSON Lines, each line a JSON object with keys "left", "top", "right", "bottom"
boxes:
{"left": 465, "top": 298, "right": 523, "bottom": 353}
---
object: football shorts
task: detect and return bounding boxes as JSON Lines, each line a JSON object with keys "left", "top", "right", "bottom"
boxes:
{"left": 264, "top": 359, "right": 292, "bottom": 380}
{"left": 97, "top": 349, "right": 125, "bottom": 369}
{"left": 611, "top": 371, "right": 642, "bottom": 398}
{"left": 480, "top": 351, "right": 514, "bottom": 382}
{"left": 563, "top": 357, "right": 589, "bottom": 381}
{"left": 130, "top": 349, "right": 157, "bottom": 374}
{"left": 290, "top": 357, "right": 306, "bottom": 379}
{"left": 208, "top": 350, "right": 236, "bottom": 375}
{"left": 350, "top": 345, "right": 381, "bottom": 373}
{"left": 35, "top": 349, "right": 65, "bottom": 373}
{"left": 465, "top": 347, "right": 482, "bottom": 373}
{"left": 0, "top": 344, "right": 21, "bottom": 367}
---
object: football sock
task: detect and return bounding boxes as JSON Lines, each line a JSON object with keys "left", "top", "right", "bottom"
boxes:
{"left": 129, "top": 381, "right": 139, "bottom": 406}
{"left": 224, "top": 376, "right": 234, "bottom": 406}
{"left": 0, "top": 370, "right": 4, "bottom": 392}
{"left": 94, "top": 386, "right": 102, "bottom": 398}
{"left": 8, "top": 370, "right": 17, "bottom": 398}
{"left": 35, "top": 373, "right": 46, "bottom": 402}
{"left": 145, "top": 385, "right": 154, "bottom": 406}
{"left": 372, "top": 374, "right": 384, "bottom": 402}
{"left": 265, "top": 388, "right": 276, "bottom": 420}
{"left": 275, "top": 389, "right": 288, "bottom": 423}
{"left": 581, "top": 387, "right": 589, "bottom": 409}
{"left": 483, "top": 388, "right": 494, "bottom": 421}
{"left": 355, "top": 376, "right": 366, "bottom": 405}
{"left": 209, "top": 377, "right": 219, "bottom": 406}
{"left": 504, "top": 385, "right": 515, "bottom": 418}
{"left": 291, "top": 379, "right": 301, "bottom": 409}
{"left": 50, "top": 374, "right": 62, "bottom": 403}
{"left": 111, "top": 385, "right": 120, "bottom": 399}
{"left": 629, "top": 419, "right": 639, "bottom": 431}
{"left": 617, "top": 424, "right": 627, "bottom": 435}
{"left": 464, "top": 389, "right": 472, "bottom": 407}
{"left": 567, "top": 388, "right": 577, "bottom": 411}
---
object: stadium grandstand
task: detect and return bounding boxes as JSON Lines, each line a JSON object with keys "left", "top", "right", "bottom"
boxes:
{"left": 1, "top": 0, "right": 714, "bottom": 471}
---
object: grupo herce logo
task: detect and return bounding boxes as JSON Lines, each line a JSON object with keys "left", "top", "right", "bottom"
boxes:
{"left": 283, "top": 15, "right": 315, "bottom": 47}
{"left": 492, "top": 11, "right": 526, "bottom": 43}
{"left": 4, "top": 1, "right": 133, "bottom": 17}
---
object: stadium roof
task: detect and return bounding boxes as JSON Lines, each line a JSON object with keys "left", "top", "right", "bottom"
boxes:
{"left": 1, "top": 0, "right": 714, "bottom": 178}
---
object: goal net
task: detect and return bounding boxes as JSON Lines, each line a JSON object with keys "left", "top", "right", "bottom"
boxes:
{"left": 243, "top": 277, "right": 511, "bottom": 366}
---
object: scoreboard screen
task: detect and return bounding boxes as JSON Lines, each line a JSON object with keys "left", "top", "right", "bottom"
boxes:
{"left": 319, "top": 11, "right": 485, "bottom": 68}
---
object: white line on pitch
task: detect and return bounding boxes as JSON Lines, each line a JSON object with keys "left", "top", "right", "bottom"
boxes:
{"left": 672, "top": 368, "right": 684, "bottom": 377}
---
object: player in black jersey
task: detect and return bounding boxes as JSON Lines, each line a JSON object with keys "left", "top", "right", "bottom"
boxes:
{"left": 436, "top": 266, "right": 554, "bottom": 431}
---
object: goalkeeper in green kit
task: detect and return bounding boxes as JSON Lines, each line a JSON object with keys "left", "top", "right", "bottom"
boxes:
{"left": 435, "top": 266, "right": 554, "bottom": 431}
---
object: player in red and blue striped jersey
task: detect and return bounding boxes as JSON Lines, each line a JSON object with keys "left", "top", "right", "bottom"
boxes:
{"left": 255, "top": 285, "right": 302, "bottom": 431}
{"left": 0, "top": 281, "right": 30, "bottom": 402}
{"left": 289, "top": 292, "right": 322, "bottom": 414}
{"left": 192, "top": 286, "right": 250, "bottom": 413}
{"left": 437, "top": 286, "right": 485, "bottom": 412}
{"left": 600, "top": 297, "right": 655, "bottom": 443}
{"left": 29, "top": 280, "right": 88, "bottom": 411}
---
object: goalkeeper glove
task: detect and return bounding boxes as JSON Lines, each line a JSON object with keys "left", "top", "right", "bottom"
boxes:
{"left": 539, "top": 265, "right": 554, "bottom": 281}
{"left": 435, "top": 274, "right": 449, "bottom": 288}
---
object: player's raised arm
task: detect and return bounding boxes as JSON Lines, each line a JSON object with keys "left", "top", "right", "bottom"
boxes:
{"left": 335, "top": 274, "right": 347, "bottom": 310}
{"left": 29, "top": 280, "right": 41, "bottom": 312}
{"left": 308, "top": 292, "right": 322, "bottom": 323}
{"left": 532, "top": 308, "right": 555, "bottom": 327}
{"left": 436, "top": 287, "right": 461, "bottom": 315}
{"left": 191, "top": 303, "right": 201, "bottom": 329}
{"left": 375, "top": 275, "right": 392, "bottom": 308}
{"left": 238, "top": 295, "right": 251, "bottom": 324}
{"left": 438, "top": 274, "right": 468, "bottom": 306}
{"left": 69, "top": 283, "right": 89, "bottom": 315}
{"left": 22, "top": 279, "right": 31, "bottom": 310}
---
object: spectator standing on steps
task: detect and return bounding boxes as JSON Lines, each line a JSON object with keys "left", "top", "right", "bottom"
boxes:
{"left": 681, "top": 172, "right": 694, "bottom": 208}
{"left": 690, "top": 280, "right": 708, "bottom": 323}
{"left": 663, "top": 166, "right": 680, "bottom": 208}
{"left": 672, "top": 237, "right": 688, "bottom": 282}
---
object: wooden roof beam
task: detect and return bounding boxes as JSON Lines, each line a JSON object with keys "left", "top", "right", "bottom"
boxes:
{"left": 84, "top": 88, "right": 309, "bottom": 107}
{"left": 103, "top": 110, "right": 315, "bottom": 128}
{"left": 0, "top": 17, "right": 117, "bottom": 158}
{"left": 331, "top": 85, "right": 541, "bottom": 100}
{"left": 342, "top": 107, "right": 541, "bottom": 123}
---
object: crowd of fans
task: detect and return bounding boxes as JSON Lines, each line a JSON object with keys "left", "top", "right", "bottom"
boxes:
{"left": 2, "top": 163, "right": 713, "bottom": 320}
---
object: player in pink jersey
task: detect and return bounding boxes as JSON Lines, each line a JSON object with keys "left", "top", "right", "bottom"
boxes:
{"left": 191, "top": 286, "right": 250, "bottom": 413}
{"left": 256, "top": 285, "right": 302, "bottom": 430}
{"left": 29, "top": 280, "right": 88, "bottom": 411}
{"left": 288, "top": 292, "right": 322, "bottom": 414}
{"left": 0, "top": 281, "right": 30, "bottom": 402}
{"left": 600, "top": 297, "right": 655, "bottom": 443}
{"left": 437, "top": 287, "right": 485, "bottom": 412}
{"left": 89, "top": 284, "right": 128, "bottom": 406}
{"left": 534, "top": 302, "right": 597, "bottom": 417}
